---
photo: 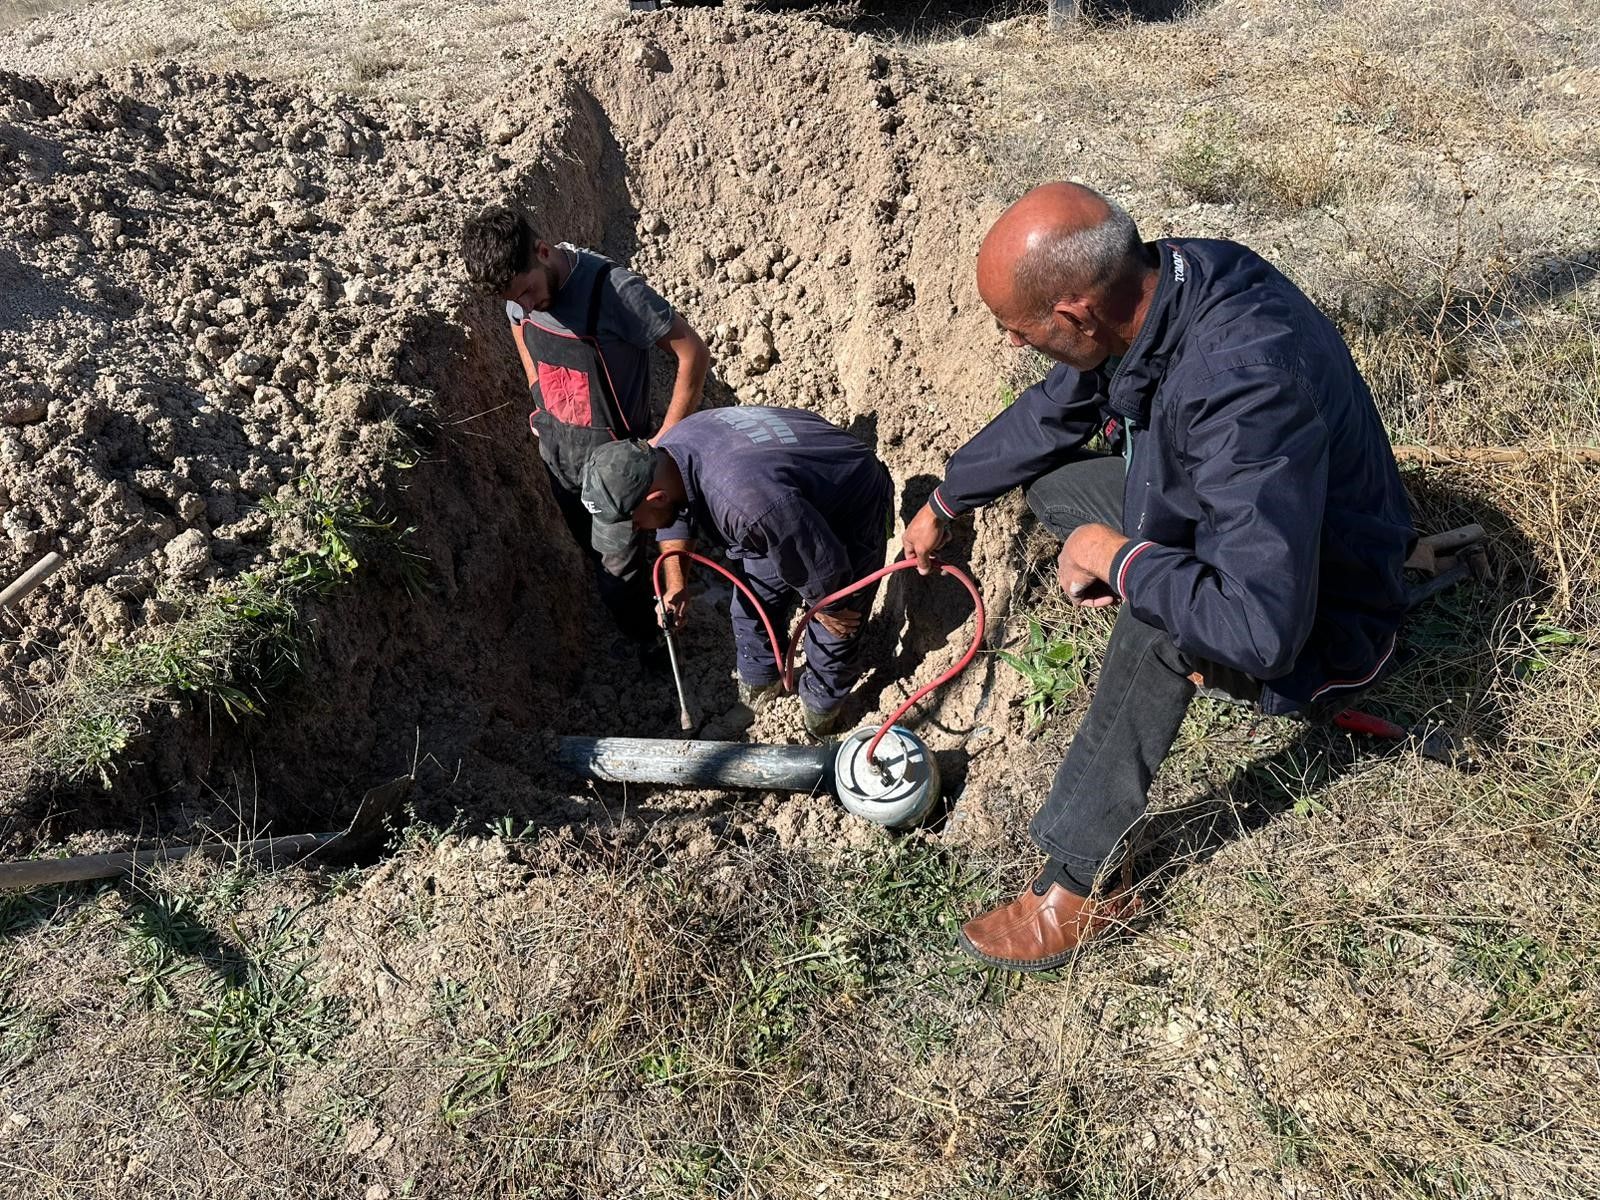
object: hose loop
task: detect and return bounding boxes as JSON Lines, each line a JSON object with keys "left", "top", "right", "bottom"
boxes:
{"left": 651, "top": 550, "right": 986, "bottom": 769}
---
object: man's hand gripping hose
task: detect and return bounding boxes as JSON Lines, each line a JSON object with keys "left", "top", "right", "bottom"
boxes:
{"left": 651, "top": 550, "right": 986, "bottom": 774}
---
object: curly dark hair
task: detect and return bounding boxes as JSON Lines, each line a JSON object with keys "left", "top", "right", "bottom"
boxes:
{"left": 459, "top": 205, "right": 538, "bottom": 294}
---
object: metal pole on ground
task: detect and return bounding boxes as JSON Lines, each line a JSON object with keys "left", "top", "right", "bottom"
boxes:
{"left": 0, "top": 777, "right": 411, "bottom": 892}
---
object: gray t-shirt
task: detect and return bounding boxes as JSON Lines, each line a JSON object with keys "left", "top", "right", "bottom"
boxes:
{"left": 505, "top": 244, "right": 675, "bottom": 435}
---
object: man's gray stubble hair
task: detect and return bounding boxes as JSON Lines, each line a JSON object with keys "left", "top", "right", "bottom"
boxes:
{"left": 1012, "top": 197, "right": 1144, "bottom": 319}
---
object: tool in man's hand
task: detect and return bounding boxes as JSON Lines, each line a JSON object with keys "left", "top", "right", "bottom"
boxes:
{"left": 0, "top": 777, "right": 411, "bottom": 892}
{"left": 659, "top": 595, "right": 696, "bottom": 731}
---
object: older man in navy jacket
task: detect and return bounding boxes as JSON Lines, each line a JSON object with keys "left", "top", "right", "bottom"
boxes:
{"left": 904, "top": 183, "right": 1415, "bottom": 971}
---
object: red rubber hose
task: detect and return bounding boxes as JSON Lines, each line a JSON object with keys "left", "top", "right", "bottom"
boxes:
{"left": 652, "top": 549, "right": 986, "bottom": 768}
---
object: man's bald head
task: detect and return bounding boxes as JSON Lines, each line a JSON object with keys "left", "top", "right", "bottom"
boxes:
{"left": 977, "top": 183, "right": 1146, "bottom": 323}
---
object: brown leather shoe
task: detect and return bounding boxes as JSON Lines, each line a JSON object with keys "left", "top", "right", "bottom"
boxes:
{"left": 957, "top": 868, "right": 1140, "bottom": 972}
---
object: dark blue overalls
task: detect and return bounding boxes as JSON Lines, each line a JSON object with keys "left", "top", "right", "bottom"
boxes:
{"left": 656, "top": 407, "right": 893, "bottom": 714}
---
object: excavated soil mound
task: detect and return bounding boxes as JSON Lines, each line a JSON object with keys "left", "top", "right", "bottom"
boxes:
{"left": 0, "top": 11, "right": 1032, "bottom": 854}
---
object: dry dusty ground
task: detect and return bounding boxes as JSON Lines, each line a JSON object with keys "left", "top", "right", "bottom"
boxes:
{"left": 0, "top": 0, "right": 1597, "bottom": 1197}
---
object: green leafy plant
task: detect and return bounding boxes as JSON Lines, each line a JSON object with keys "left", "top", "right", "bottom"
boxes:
{"left": 264, "top": 474, "right": 421, "bottom": 596}
{"left": 32, "top": 474, "right": 425, "bottom": 787}
{"left": 733, "top": 958, "right": 804, "bottom": 1066}
{"left": 636, "top": 1042, "right": 692, "bottom": 1093}
{"left": 1451, "top": 922, "right": 1581, "bottom": 1030}
{"left": 1519, "top": 622, "right": 1582, "bottom": 677}
{"left": 428, "top": 975, "right": 471, "bottom": 1027}
{"left": 177, "top": 904, "right": 348, "bottom": 1097}
{"left": 441, "top": 1012, "right": 571, "bottom": 1124}
{"left": 34, "top": 574, "right": 301, "bottom": 785}
{"left": 0, "top": 965, "right": 54, "bottom": 1075}
{"left": 1164, "top": 111, "right": 1247, "bottom": 204}
{"left": 652, "top": 1144, "right": 733, "bottom": 1195}
{"left": 487, "top": 814, "right": 536, "bottom": 842}
{"left": 308, "top": 1090, "right": 377, "bottom": 1146}
{"left": 997, "top": 616, "right": 1085, "bottom": 729}
{"left": 124, "top": 891, "right": 211, "bottom": 1010}
{"left": 1258, "top": 1097, "right": 1317, "bottom": 1169}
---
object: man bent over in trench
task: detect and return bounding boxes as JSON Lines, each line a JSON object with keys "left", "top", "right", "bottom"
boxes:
{"left": 903, "top": 183, "right": 1414, "bottom": 971}
{"left": 580, "top": 405, "right": 893, "bottom": 739}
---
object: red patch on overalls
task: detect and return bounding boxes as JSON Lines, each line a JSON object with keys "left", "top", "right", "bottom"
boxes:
{"left": 536, "top": 362, "right": 594, "bottom": 426}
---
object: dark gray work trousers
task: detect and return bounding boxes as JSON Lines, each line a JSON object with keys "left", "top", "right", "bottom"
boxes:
{"left": 728, "top": 473, "right": 893, "bottom": 714}
{"left": 545, "top": 463, "right": 658, "bottom": 644}
{"left": 1023, "top": 453, "right": 1260, "bottom": 896}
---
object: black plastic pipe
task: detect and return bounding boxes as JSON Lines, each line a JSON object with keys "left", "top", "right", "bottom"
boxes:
{"left": 553, "top": 737, "right": 833, "bottom": 793}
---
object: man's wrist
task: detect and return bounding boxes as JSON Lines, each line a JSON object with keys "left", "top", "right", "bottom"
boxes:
{"left": 927, "top": 485, "right": 960, "bottom": 522}
{"left": 1105, "top": 535, "right": 1158, "bottom": 598}
{"left": 1070, "top": 524, "right": 1128, "bottom": 583}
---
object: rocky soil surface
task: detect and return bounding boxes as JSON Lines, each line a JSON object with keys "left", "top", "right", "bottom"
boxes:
{"left": 1, "top": 65, "right": 450, "bottom": 709}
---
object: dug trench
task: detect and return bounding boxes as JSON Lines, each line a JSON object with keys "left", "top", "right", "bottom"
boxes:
{"left": 0, "top": 13, "right": 1038, "bottom": 861}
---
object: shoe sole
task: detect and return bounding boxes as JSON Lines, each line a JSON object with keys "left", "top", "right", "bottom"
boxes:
{"left": 955, "top": 932, "right": 1081, "bottom": 973}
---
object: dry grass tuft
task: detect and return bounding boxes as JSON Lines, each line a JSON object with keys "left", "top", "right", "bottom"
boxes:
{"left": 475, "top": 4, "right": 529, "bottom": 30}
{"left": 346, "top": 46, "right": 402, "bottom": 84}
{"left": 1162, "top": 110, "right": 1348, "bottom": 213}
{"left": 221, "top": 2, "right": 272, "bottom": 34}
{"left": 0, "top": 0, "right": 87, "bottom": 31}
{"left": 82, "top": 31, "right": 200, "bottom": 69}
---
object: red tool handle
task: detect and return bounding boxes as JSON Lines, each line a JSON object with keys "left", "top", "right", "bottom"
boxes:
{"left": 1331, "top": 709, "right": 1409, "bottom": 740}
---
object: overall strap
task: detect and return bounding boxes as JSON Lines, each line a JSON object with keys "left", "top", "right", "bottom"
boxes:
{"left": 581, "top": 261, "right": 628, "bottom": 435}
{"left": 583, "top": 261, "right": 613, "bottom": 338}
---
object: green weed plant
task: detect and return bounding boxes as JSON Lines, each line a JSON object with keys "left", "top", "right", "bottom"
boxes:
{"left": 997, "top": 616, "right": 1085, "bottom": 730}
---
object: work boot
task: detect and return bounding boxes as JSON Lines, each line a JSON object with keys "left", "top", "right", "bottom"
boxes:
{"left": 802, "top": 703, "right": 843, "bottom": 740}
{"left": 737, "top": 680, "right": 782, "bottom": 713}
{"left": 956, "top": 863, "right": 1140, "bottom": 972}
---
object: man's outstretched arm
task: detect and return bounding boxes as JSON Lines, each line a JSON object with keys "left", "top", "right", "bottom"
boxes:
{"left": 653, "top": 315, "right": 709, "bottom": 441}
{"left": 903, "top": 362, "right": 1104, "bottom": 572}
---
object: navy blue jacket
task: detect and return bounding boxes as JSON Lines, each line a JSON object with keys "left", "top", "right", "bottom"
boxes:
{"left": 931, "top": 239, "right": 1415, "bottom": 714}
{"left": 659, "top": 407, "right": 892, "bottom": 606}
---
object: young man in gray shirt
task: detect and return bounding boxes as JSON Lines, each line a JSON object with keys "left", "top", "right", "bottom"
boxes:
{"left": 460, "top": 205, "right": 709, "bottom": 649}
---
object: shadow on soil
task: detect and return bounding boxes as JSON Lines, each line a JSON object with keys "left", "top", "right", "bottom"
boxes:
{"left": 754, "top": 0, "right": 1205, "bottom": 37}
{"left": 848, "top": 473, "right": 983, "bottom": 727}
